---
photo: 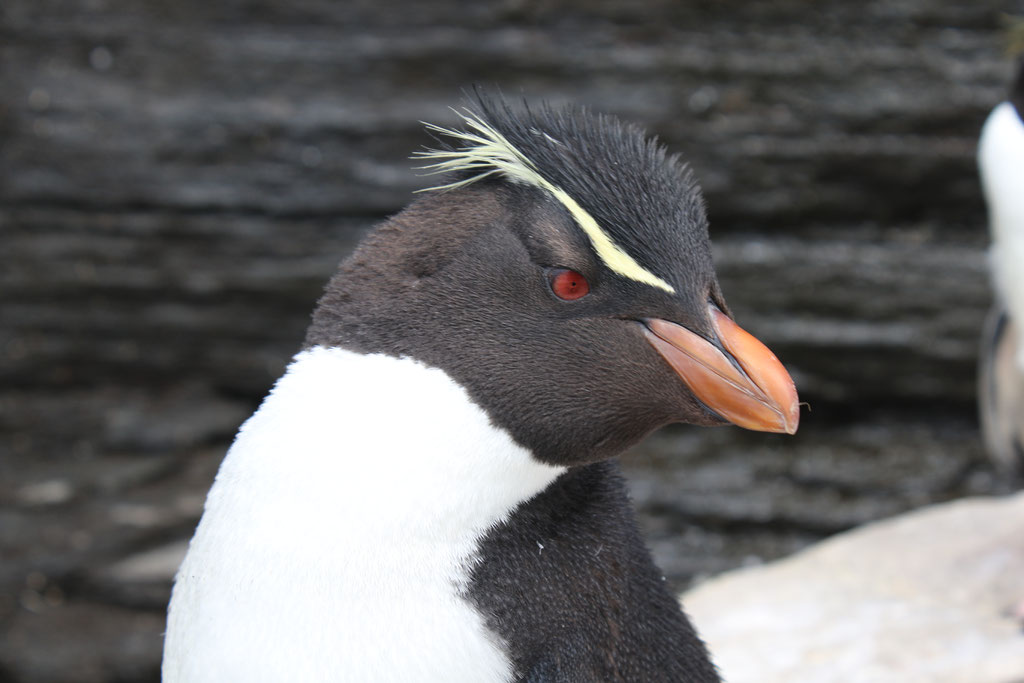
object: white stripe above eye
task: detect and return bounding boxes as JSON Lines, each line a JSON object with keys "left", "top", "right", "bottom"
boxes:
{"left": 413, "top": 109, "right": 677, "bottom": 294}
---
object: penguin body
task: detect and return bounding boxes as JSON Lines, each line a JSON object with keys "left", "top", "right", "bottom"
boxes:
{"left": 979, "top": 60, "right": 1024, "bottom": 473}
{"left": 163, "top": 99, "right": 799, "bottom": 681}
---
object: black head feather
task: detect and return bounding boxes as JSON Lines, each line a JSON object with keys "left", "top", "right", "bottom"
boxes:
{"left": 418, "top": 95, "right": 712, "bottom": 298}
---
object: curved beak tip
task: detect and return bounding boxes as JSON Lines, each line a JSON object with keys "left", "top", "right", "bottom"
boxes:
{"left": 645, "top": 308, "right": 800, "bottom": 436}
{"left": 779, "top": 398, "right": 800, "bottom": 435}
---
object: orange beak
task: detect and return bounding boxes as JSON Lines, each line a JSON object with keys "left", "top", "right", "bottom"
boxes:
{"left": 643, "top": 306, "right": 799, "bottom": 434}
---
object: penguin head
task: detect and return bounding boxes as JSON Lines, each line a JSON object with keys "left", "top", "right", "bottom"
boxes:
{"left": 306, "top": 98, "right": 798, "bottom": 467}
{"left": 1012, "top": 57, "right": 1024, "bottom": 119}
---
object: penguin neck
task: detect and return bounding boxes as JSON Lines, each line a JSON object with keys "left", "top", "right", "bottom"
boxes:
{"left": 221, "top": 345, "right": 566, "bottom": 545}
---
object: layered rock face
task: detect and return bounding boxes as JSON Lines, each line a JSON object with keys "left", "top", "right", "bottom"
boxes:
{"left": 2, "top": 1, "right": 1021, "bottom": 681}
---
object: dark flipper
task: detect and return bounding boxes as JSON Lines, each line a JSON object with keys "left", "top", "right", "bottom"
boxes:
{"left": 979, "top": 304, "right": 1024, "bottom": 474}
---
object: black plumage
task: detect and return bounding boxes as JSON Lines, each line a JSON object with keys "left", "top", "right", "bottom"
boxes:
{"left": 469, "top": 461, "right": 720, "bottom": 682}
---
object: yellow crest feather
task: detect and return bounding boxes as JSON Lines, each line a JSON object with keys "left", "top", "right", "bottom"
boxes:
{"left": 414, "top": 109, "right": 676, "bottom": 295}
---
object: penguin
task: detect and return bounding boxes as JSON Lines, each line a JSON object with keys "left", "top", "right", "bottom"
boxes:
{"left": 161, "top": 98, "right": 800, "bottom": 682}
{"left": 978, "top": 58, "right": 1024, "bottom": 475}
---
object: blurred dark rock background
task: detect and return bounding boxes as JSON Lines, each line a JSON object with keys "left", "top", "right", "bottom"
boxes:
{"left": 2, "top": 1, "right": 1023, "bottom": 680}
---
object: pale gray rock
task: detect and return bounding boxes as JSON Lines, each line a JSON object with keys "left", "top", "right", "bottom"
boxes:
{"left": 684, "top": 493, "right": 1024, "bottom": 683}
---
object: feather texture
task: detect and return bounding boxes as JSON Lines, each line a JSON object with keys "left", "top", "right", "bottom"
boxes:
{"left": 416, "top": 107, "right": 677, "bottom": 294}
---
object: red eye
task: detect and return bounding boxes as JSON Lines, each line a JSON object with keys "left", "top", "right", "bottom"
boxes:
{"left": 549, "top": 268, "right": 590, "bottom": 301}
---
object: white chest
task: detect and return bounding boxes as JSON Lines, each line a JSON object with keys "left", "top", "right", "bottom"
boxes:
{"left": 162, "top": 347, "right": 564, "bottom": 683}
{"left": 980, "top": 102, "right": 1024, "bottom": 369}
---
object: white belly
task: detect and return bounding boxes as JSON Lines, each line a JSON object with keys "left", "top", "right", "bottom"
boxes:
{"left": 162, "top": 347, "right": 564, "bottom": 682}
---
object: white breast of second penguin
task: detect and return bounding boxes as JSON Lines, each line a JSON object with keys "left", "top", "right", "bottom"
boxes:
{"left": 980, "top": 101, "right": 1024, "bottom": 369}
